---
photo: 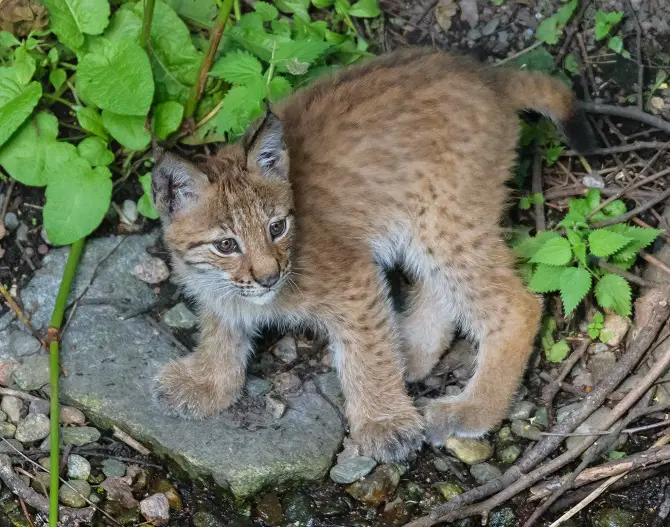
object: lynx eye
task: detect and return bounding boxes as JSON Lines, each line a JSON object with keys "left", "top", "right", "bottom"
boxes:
{"left": 212, "top": 238, "right": 238, "bottom": 255}
{"left": 269, "top": 219, "right": 287, "bottom": 239}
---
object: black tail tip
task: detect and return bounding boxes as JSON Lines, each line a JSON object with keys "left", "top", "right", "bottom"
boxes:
{"left": 560, "top": 106, "right": 598, "bottom": 154}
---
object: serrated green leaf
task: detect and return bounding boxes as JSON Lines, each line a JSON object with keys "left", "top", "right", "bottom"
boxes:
{"left": 312, "top": 0, "right": 334, "bottom": 6}
{"left": 167, "top": 0, "right": 218, "bottom": 27}
{"left": 593, "top": 312, "right": 604, "bottom": 324}
{"left": 152, "top": 101, "right": 184, "bottom": 140}
{"left": 560, "top": 267, "right": 592, "bottom": 314}
{"left": 137, "top": 173, "right": 159, "bottom": 219}
{"left": 536, "top": 17, "right": 561, "bottom": 45}
{"left": 595, "top": 273, "right": 632, "bottom": 317}
{"left": 13, "top": 47, "right": 35, "bottom": 84}
{"left": 588, "top": 229, "right": 632, "bottom": 257}
{"left": 0, "top": 69, "right": 42, "bottom": 148}
{"left": 547, "top": 339, "right": 570, "bottom": 363}
{"left": 612, "top": 226, "right": 663, "bottom": 261}
{"left": 512, "top": 47, "right": 554, "bottom": 73}
{"left": 513, "top": 230, "right": 560, "bottom": 260}
{"left": 531, "top": 237, "right": 572, "bottom": 266}
{"left": 608, "top": 450, "right": 627, "bottom": 460}
{"left": 273, "top": 39, "right": 331, "bottom": 71}
{"left": 595, "top": 10, "right": 623, "bottom": 40}
{"left": 564, "top": 53, "right": 579, "bottom": 74}
{"left": 268, "top": 75, "right": 292, "bottom": 102}
{"left": 43, "top": 0, "right": 110, "bottom": 50}
{"left": 519, "top": 197, "right": 531, "bottom": 210}
{"left": 585, "top": 188, "right": 600, "bottom": 210}
{"left": 43, "top": 142, "right": 112, "bottom": 245}
{"left": 349, "top": 0, "right": 381, "bottom": 18}
{"left": 569, "top": 198, "right": 591, "bottom": 217}
{"left": 79, "top": 38, "right": 154, "bottom": 116}
{"left": 213, "top": 80, "right": 266, "bottom": 137}
{"left": 76, "top": 106, "right": 108, "bottom": 139}
{"left": 102, "top": 110, "right": 151, "bottom": 150}
{"left": 275, "top": 0, "right": 311, "bottom": 21}
{"left": 529, "top": 264, "right": 565, "bottom": 293}
{"left": 566, "top": 230, "right": 587, "bottom": 266}
{"left": 239, "top": 12, "right": 264, "bottom": 29}
{"left": 602, "top": 200, "right": 627, "bottom": 218}
{"left": 77, "top": 136, "right": 114, "bottom": 166}
{"left": 0, "top": 112, "right": 58, "bottom": 186}
{"left": 254, "top": 1, "right": 279, "bottom": 20}
{"left": 210, "top": 50, "right": 264, "bottom": 85}
{"left": 588, "top": 327, "right": 600, "bottom": 339}
{"left": 608, "top": 35, "right": 624, "bottom": 54}
{"left": 0, "top": 31, "right": 20, "bottom": 48}
{"left": 105, "top": 2, "right": 201, "bottom": 104}
{"left": 599, "top": 328, "right": 615, "bottom": 344}
{"left": 49, "top": 68, "right": 67, "bottom": 90}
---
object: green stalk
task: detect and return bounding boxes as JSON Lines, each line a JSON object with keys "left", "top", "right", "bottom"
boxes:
{"left": 49, "top": 238, "right": 85, "bottom": 527}
{"left": 184, "top": 0, "right": 235, "bottom": 120}
{"left": 233, "top": 0, "right": 241, "bottom": 20}
{"left": 140, "top": 0, "right": 157, "bottom": 50}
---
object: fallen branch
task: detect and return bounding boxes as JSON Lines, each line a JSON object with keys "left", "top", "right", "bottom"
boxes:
{"left": 541, "top": 339, "right": 590, "bottom": 422}
{"left": 562, "top": 141, "right": 667, "bottom": 157}
{"left": 0, "top": 387, "right": 41, "bottom": 403}
{"left": 592, "top": 257, "right": 656, "bottom": 288}
{"left": 112, "top": 426, "right": 151, "bottom": 456}
{"left": 405, "top": 287, "right": 670, "bottom": 527}
{"left": 0, "top": 454, "right": 94, "bottom": 525}
{"left": 0, "top": 283, "right": 44, "bottom": 347}
{"left": 580, "top": 103, "right": 670, "bottom": 134}
{"left": 640, "top": 250, "right": 670, "bottom": 282}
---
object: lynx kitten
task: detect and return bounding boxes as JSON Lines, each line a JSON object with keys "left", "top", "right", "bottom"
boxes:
{"left": 152, "top": 48, "right": 592, "bottom": 461}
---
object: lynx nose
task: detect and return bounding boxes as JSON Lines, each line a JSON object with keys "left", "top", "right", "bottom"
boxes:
{"left": 256, "top": 272, "right": 280, "bottom": 288}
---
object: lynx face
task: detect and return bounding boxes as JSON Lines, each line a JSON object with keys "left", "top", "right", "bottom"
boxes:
{"left": 152, "top": 114, "right": 294, "bottom": 304}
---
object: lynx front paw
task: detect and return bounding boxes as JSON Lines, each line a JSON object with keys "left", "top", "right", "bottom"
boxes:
{"left": 153, "top": 359, "right": 241, "bottom": 419}
{"left": 424, "top": 397, "right": 501, "bottom": 445}
{"left": 353, "top": 408, "right": 424, "bottom": 463}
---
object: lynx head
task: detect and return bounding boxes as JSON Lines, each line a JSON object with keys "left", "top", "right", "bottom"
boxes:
{"left": 152, "top": 113, "right": 293, "bottom": 305}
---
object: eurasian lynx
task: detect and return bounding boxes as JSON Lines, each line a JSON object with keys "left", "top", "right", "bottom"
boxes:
{"left": 152, "top": 48, "right": 592, "bottom": 462}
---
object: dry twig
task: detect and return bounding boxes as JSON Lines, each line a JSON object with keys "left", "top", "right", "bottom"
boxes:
{"left": 580, "top": 103, "right": 670, "bottom": 134}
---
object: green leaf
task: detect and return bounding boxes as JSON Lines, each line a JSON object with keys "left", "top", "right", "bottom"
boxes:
{"left": 348, "top": 0, "right": 381, "bottom": 17}
{"left": 595, "top": 274, "right": 632, "bottom": 317}
{"left": 593, "top": 312, "right": 604, "bottom": 324}
{"left": 529, "top": 264, "right": 565, "bottom": 293}
{"left": 43, "top": 0, "right": 110, "bottom": 50}
{"left": 612, "top": 226, "right": 663, "bottom": 261}
{"left": 77, "top": 136, "right": 114, "bottom": 166}
{"left": 102, "top": 110, "right": 151, "bottom": 150}
{"left": 556, "top": 0, "right": 577, "bottom": 24}
{"left": 275, "top": 0, "right": 311, "bottom": 21}
{"left": 560, "top": 267, "right": 592, "bottom": 314}
{"left": 531, "top": 237, "right": 573, "bottom": 266}
{"left": 167, "top": 0, "right": 218, "bottom": 27}
{"left": 239, "top": 12, "right": 264, "bottom": 29}
{"left": 210, "top": 51, "right": 264, "bottom": 85}
{"left": 599, "top": 328, "right": 615, "bottom": 344}
{"left": 512, "top": 47, "right": 554, "bottom": 73}
{"left": 0, "top": 112, "right": 59, "bottom": 186}
{"left": 212, "top": 80, "right": 266, "bottom": 136}
{"left": 43, "top": 142, "right": 112, "bottom": 245}
{"left": 603, "top": 200, "right": 627, "bottom": 218}
{"left": 588, "top": 229, "right": 632, "bottom": 257}
{"left": 137, "top": 173, "right": 159, "bottom": 219}
{"left": 312, "top": 0, "right": 334, "bottom": 7}
{"left": 513, "top": 230, "right": 560, "bottom": 260}
{"left": 273, "top": 39, "right": 331, "bottom": 71}
{"left": 536, "top": 17, "right": 561, "bottom": 45}
{"left": 608, "top": 35, "right": 624, "bottom": 54}
{"left": 13, "top": 47, "right": 36, "bottom": 84}
{"left": 564, "top": 53, "right": 579, "bottom": 74}
{"left": 608, "top": 451, "right": 627, "bottom": 460}
{"left": 105, "top": 2, "right": 202, "bottom": 104}
{"left": 254, "top": 1, "right": 279, "bottom": 20}
{"left": 0, "top": 31, "right": 20, "bottom": 48}
{"left": 152, "top": 101, "right": 184, "bottom": 140}
{"left": 588, "top": 327, "right": 600, "bottom": 339}
{"left": 569, "top": 198, "right": 591, "bottom": 217}
{"left": 595, "top": 10, "right": 623, "bottom": 40}
{"left": 49, "top": 68, "right": 67, "bottom": 90}
{"left": 585, "top": 188, "right": 600, "bottom": 210}
{"left": 519, "top": 197, "right": 531, "bottom": 210}
{"left": 566, "top": 230, "right": 587, "bottom": 266}
{"left": 76, "top": 106, "right": 108, "bottom": 139}
{"left": 0, "top": 69, "right": 42, "bottom": 148}
{"left": 78, "top": 38, "right": 154, "bottom": 116}
{"left": 547, "top": 339, "right": 570, "bottom": 363}
{"left": 268, "top": 75, "right": 292, "bottom": 102}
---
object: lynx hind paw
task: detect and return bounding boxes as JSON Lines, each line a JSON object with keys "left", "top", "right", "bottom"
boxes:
{"left": 424, "top": 398, "right": 494, "bottom": 446}
{"left": 355, "top": 414, "right": 425, "bottom": 463}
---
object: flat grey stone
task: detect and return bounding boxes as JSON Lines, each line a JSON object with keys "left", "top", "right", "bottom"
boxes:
{"left": 62, "top": 426, "right": 101, "bottom": 446}
{"left": 470, "top": 462, "right": 502, "bottom": 484}
{"left": 102, "top": 458, "right": 126, "bottom": 477}
{"left": 12, "top": 354, "right": 50, "bottom": 390}
{"left": 9, "top": 331, "right": 41, "bottom": 357}
{"left": 17, "top": 234, "right": 345, "bottom": 500}
{"left": 15, "top": 413, "right": 50, "bottom": 442}
{"left": 67, "top": 454, "right": 91, "bottom": 480}
{"left": 29, "top": 399, "right": 50, "bottom": 416}
{"left": 162, "top": 303, "right": 198, "bottom": 330}
{"left": 329, "top": 456, "right": 377, "bottom": 484}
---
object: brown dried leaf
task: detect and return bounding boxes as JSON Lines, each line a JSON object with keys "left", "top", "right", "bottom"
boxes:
{"left": 101, "top": 476, "right": 139, "bottom": 509}
{"left": 0, "top": 0, "right": 48, "bottom": 37}
{"left": 434, "top": 0, "right": 459, "bottom": 32}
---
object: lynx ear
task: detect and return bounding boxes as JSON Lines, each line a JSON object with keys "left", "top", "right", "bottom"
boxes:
{"left": 245, "top": 112, "right": 289, "bottom": 181}
{"left": 152, "top": 149, "right": 209, "bottom": 221}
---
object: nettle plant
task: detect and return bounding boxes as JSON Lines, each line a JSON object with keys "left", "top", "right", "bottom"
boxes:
{"left": 0, "top": 0, "right": 380, "bottom": 245}
{"left": 513, "top": 189, "right": 662, "bottom": 318}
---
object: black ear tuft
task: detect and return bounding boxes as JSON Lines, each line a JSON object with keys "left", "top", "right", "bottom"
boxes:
{"left": 245, "top": 112, "right": 289, "bottom": 181}
{"left": 560, "top": 105, "right": 598, "bottom": 154}
{"left": 152, "top": 151, "right": 208, "bottom": 222}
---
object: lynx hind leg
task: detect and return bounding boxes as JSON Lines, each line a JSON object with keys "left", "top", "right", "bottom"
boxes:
{"left": 399, "top": 275, "right": 456, "bottom": 382}
{"left": 423, "top": 241, "right": 541, "bottom": 444}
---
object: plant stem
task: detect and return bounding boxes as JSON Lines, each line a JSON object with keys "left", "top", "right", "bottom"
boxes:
{"left": 184, "top": 0, "right": 235, "bottom": 120}
{"left": 48, "top": 238, "right": 85, "bottom": 527}
{"left": 233, "top": 0, "right": 241, "bottom": 20}
{"left": 141, "top": 0, "right": 157, "bottom": 51}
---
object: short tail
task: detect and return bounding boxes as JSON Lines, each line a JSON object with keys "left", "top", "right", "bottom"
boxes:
{"left": 492, "top": 68, "right": 596, "bottom": 153}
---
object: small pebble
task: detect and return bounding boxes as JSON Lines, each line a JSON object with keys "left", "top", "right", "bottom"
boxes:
{"left": 13, "top": 354, "right": 50, "bottom": 390}
{"left": 470, "top": 462, "right": 502, "bottom": 484}
{"left": 59, "top": 480, "right": 91, "bottom": 508}
{"left": 102, "top": 458, "right": 127, "bottom": 477}
{"left": 272, "top": 371, "right": 301, "bottom": 394}
{"left": 67, "top": 454, "right": 91, "bottom": 480}
{"left": 245, "top": 377, "right": 272, "bottom": 397}
{"left": 0, "top": 410, "right": 6, "bottom": 422}
{"left": 15, "top": 223, "right": 29, "bottom": 242}
{"left": 62, "top": 426, "right": 101, "bottom": 446}
{"left": 37, "top": 244, "right": 49, "bottom": 255}
{"left": 15, "top": 413, "right": 50, "bottom": 442}
{"left": 434, "top": 482, "right": 462, "bottom": 500}
{"left": 29, "top": 399, "right": 50, "bottom": 416}
{"left": 511, "top": 419, "right": 542, "bottom": 440}
{"left": 133, "top": 258, "right": 170, "bottom": 284}
{"left": 60, "top": 406, "right": 86, "bottom": 425}
{"left": 272, "top": 335, "right": 298, "bottom": 363}
{"left": 140, "top": 493, "right": 170, "bottom": 526}
{"left": 122, "top": 199, "right": 139, "bottom": 224}
{"left": 9, "top": 330, "right": 41, "bottom": 357}
{"left": 265, "top": 396, "right": 287, "bottom": 419}
{"left": 345, "top": 465, "right": 402, "bottom": 506}
{"left": 330, "top": 456, "right": 377, "bottom": 484}
{"left": 0, "top": 359, "right": 20, "bottom": 387}
{"left": 602, "top": 313, "right": 630, "bottom": 347}
{"left": 432, "top": 457, "right": 449, "bottom": 473}
{"left": 0, "top": 422, "right": 16, "bottom": 438}
{"left": 1, "top": 396, "right": 23, "bottom": 423}
{"left": 508, "top": 400, "right": 536, "bottom": 420}
{"left": 162, "top": 303, "right": 198, "bottom": 330}
{"left": 497, "top": 444, "right": 523, "bottom": 464}
{"left": 0, "top": 438, "right": 23, "bottom": 453}
{"left": 32, "top": 472, "right": 51, "bottom": 493}
{"left": 4, "top": 212, "right": 19, "bottom": 231}
{"left": 256, "top": 492, "right": 284, "bottom": 526}
{"left": 444, "top": 437, "right": 493, "bottom": 464}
